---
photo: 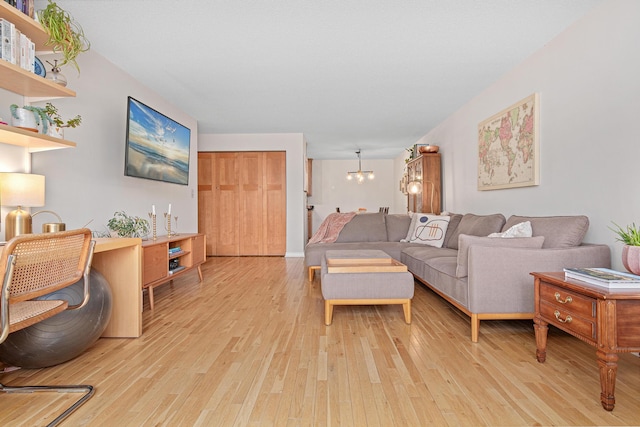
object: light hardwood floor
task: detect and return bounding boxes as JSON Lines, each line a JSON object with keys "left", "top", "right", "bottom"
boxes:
{"left": 1, "top": 256, "right": 639, "bottom": 426}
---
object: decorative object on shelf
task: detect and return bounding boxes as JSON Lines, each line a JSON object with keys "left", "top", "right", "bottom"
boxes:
{"left": 45, "top": 59, "right": 67, "bottom": 86}
{"left": 34, "top": 57, "right": 46, "bottom": 77}
{"left": 9, "top": 104, "right": 51, "bottom": 133}
{"left": 399, "top": 173, "right": 408, "bottom": 194}
{"left": 610, "top": 222, "right": 640, "bottom": 275}
{"left": 148, "top": 207, "right": 157, "bottom": 240}
{"left": 346, "top": 149, "right": 374, "bottom": 183}
{"left": 418, "top": 144, "right": 439, "bottom": 154}
{"left": 478, "top": 92, "right": 539, "bottom": 190}
{"left": 43, "top": 102, "right": 81, "bottom": 139}
{"left": 107, "top": 211, "right": 150, "bottom": 238}
{"left": 164, "top": 212, "right": 178, "bottom": 236}
{"left": 405, "top": 146, "right": 415, "bottom": 163}
{"left": 31, "top": 209, "right": 66, "bottom": 233}
{"left": 37, "top": 0, "right": 90, "bottom": 73}
{"left": 0, "top": 172, "right": 46, "bottom": 240}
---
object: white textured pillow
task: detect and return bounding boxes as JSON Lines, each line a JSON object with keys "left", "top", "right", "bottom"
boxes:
{"left": 402, "top": 214, "right": 450, "bottom": 247}
{"left": 455, "top": 234, "right": 545, "bottom": 278}
{"left": 488, "top": 221, "right": 532, "bottom": 238}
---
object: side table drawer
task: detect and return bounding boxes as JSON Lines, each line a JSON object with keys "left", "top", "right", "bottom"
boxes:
{"left": 539, "top": 283, "right": 595, "bottom": 318}
{"left": 540, "top": 300, "right": 596, "bottom": 340}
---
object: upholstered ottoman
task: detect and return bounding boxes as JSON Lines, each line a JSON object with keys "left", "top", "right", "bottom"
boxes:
{"left": 321, "top": 249, "right": 415, "bottom": 325}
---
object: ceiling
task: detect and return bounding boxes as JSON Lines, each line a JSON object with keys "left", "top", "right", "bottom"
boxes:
{"left": 42, "top": 0, "right": 603, "bottom": 159}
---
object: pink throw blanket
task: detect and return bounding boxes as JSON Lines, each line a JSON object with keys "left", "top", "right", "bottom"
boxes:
{"left": 308, "top": 212, "right": 357, "bottom": 244}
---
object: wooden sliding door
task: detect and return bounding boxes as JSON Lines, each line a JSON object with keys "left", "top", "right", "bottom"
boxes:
{"left": 198, "top": 151, "right": 286, "bottom": 256}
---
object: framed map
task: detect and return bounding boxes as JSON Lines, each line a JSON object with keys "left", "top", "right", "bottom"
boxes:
{"left": 478, "top": 93, "right": 539, "bottom": 190}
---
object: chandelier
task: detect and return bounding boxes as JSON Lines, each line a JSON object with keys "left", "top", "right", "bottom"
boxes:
{"left": 346, "top": 150, "right": 374, "bottom": 183}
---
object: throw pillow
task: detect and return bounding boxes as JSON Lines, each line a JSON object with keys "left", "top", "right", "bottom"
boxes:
{"left": 488, "top": 221, "right": 532, "bottom": 238}
{"left": 402, "top": 214, "right": 450, "bottom": 247}
{"left": 455, "top": 234, "right": 545, "bottom": 278}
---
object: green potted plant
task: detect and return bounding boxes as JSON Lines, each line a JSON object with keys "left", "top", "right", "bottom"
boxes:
{"left": 43, "top": 102, "right": 81, "bottom": 138}
{"left": 107, "top": 211, "right": 150, "bottom": 239}
{"left": 610, "top": 222, "right": 640, "bottom": 275}
{"left": 9, "top": 104, "right": 52, "bottom": 134}
{"left": 37, "top": 0, "right": 90, "bottom": 73}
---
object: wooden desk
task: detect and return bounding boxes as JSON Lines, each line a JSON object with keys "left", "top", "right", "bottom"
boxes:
{"left": 93, "top": 238, "right": 142, "bottom": 338}
{"left": 532, "top": 272, "right": 640, "bottom": 411}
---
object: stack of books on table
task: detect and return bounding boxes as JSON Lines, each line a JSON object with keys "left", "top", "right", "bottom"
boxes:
{"left": 564, "top": 267, "right": 640, "bottom": 288}
{"left": 168, "top": 246, "right": 182, "bottom": 256}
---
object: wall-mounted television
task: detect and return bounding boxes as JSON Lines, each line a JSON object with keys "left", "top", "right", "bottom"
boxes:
{"left": 125, "top": 96, "right": 191, "bottom": 185}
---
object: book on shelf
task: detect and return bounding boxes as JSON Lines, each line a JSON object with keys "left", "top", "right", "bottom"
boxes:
{"left": 563, "top": 267, "right": 640, "bottom": 288}
{"left": 168, "top": 265, "right": 186, "bottom": 275}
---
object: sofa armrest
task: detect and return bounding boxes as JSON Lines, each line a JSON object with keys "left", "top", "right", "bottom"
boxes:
{"left": 467, "top": 244, "right": 611, "bottom": 314}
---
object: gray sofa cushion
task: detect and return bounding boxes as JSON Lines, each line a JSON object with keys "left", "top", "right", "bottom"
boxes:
{"left": 446, "top": 213, "right": 506, "bottom": 250}
{"left": 335, "top": 212, "right": 387, "bottom": 242}
{"left": 502, "top": 215, "right": 589, "bottom": 248}
{"left": 455, "top": 235, "right": 545, "bottom": 277}
{"left": 386, "top": 214, "right": 412, "bottom": 242}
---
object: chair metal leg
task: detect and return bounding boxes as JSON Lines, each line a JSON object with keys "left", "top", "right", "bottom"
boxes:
{"left": 1, "top": 382, "right": 94, "bottom": 427}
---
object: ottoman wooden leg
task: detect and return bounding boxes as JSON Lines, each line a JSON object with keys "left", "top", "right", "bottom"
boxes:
{"left": 403, "top": 300, "right": 411, "bottom": 324}
{"left": 324, "top": 300, "right": 334, "bottom": 325}
{"left": 308, "top": 266, "right": 319, "bottom": 282}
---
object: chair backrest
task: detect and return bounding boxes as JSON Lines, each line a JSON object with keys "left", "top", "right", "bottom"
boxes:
{"left": 0, "top": 229, "right": 94, "bottom": 304}
{"left": 379, "top": 207, "right": 389, "bottom": 214}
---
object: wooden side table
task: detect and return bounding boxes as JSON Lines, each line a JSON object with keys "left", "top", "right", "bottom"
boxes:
{"left": 532, "top": 272, "right": 640, "bottom": 411}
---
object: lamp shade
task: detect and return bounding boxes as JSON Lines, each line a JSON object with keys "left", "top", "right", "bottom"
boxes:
{"left": 0, "top": 173, "right": 45, "bottom": 207}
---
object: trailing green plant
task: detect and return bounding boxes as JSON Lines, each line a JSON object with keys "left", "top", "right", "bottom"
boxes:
{"left": 44, "top": 103, "right": 81, "bottom": 128}
{"left": 9, "top": 104, "right": 52, "bottom": 133}
{"left": 610, "top": 222, "right": 640, "bottom": 246}
{"left": 107, "top": 211, "right": 150, "bottom": 238}
{"left": 37, "top": 0, "right": 90, "bottom": 73}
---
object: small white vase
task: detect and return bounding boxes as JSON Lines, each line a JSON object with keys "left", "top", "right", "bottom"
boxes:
{"left": 10, "top": 107, "right": 38, "bottom": 131}
{"left": 47, "top": 126, "right": 64, "bottom": 139}
{"left": 622, "top": 245, "right": 640, "bottom": 275}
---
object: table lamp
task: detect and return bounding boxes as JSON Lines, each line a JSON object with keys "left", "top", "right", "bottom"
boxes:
{"left": 0, "top": 172, "right": 45, "bottom": 240}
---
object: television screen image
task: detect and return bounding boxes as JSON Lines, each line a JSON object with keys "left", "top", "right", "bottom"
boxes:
{"left": 125, "top": 97, "right": 191, "bottom": 185}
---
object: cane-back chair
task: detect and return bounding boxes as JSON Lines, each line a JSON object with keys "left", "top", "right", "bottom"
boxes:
{"left": 0, "top": 228, "right": 95, "bottom": 427}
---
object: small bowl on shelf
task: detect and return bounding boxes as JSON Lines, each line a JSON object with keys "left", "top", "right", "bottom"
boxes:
{"left": 419, "top": 145, "right": 439, "bottom": 154}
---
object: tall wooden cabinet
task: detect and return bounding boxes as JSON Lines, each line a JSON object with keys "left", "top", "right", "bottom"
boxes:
{"left": 407, "top": 153, "right": 442, "bottom": 214}
{"left": 198, "top": 151, "right": 286, "bottom": 256}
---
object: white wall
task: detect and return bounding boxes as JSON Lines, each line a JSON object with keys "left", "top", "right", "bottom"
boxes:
{"left": 198, "top": 133, "right": 306, "bottom": 257}
{"left": 411, "top": 0, "right": 640, "bottom": 270}
{"left": 1, "top": 50, "right": 198, "bottom": 240}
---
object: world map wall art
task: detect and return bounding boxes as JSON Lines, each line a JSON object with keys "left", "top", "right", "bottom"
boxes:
{"left": 477, "top": 93, "right": 539, "bottom": 190}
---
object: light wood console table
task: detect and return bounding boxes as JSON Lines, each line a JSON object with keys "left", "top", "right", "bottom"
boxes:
{"left": 142, "top": 233, "right": 206, "bottom": 310}
{"left": 532, "top": 271, "right": 640, "bottom": 411}
{"left": 92, "top": 238, "right": 142, "bottom": 338}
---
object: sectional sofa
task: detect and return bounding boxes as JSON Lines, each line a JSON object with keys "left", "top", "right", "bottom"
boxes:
{"left": 305, "top": 212, "right": 611, "bottom": 342}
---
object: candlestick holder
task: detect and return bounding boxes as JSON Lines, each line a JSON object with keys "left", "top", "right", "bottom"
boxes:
{"left": 148, "top": 212, "right": 157, "bottom": 240}
{"left": 164, "top": 212, "right": 173, "bottom": 236}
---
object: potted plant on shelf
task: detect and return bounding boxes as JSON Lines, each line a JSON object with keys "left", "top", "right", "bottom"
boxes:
{"left": 610, "top": 222, "right": 640, "bottom": 275}
{"left": 9, "top": 104, "right": 51, "bottom": 134}
{"left": 107, "top": 211, "right": 150, "bottom": 239}
{"left": 37, "top": 0, "right": 90, "bottom": 74}
{"left": 43, "top": 103, "right": 81, "bottom": 139}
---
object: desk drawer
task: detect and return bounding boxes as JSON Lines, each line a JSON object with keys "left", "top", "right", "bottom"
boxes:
{"left": 539, "top": 283, "right": 595, "bottom": 319}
